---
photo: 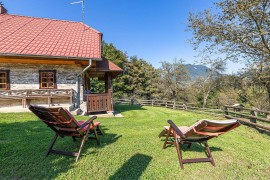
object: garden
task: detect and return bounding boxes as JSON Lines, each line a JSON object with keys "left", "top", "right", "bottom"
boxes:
{"left": 1, "top": 105, "right": 270, "bottom": 179}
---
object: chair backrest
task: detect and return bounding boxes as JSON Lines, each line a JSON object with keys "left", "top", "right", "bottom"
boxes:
{"left": 168, "top": 119, "right": 240, "bottom": 139}
{"left": 185, "top": 119, "right": 240, "bottom": 137}
{"left": 29, "top": 105, "right": 81, "bottom": 134}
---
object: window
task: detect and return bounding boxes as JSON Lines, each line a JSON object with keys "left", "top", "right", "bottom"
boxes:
{"left": 0, "top": 70, "right": 10, "bottom": 90}
{"left": 39, "top": 70, "right": 56, "bottom": 89}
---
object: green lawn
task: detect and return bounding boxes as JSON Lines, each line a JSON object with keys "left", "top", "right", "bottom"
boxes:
{"left": 1, "top": 105, "right": 270, "bottom": 179}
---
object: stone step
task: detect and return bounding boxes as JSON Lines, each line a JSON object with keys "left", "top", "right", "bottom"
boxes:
{"left": 70, "top": 108, "right": 82, "bottom": 116}
{"left": 68, "top": 104, "right": 76, "bottom": 111}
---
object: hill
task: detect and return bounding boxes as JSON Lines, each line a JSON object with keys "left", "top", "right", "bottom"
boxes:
{"left": 185, "top": 64, "right": 211, "bottom": 79}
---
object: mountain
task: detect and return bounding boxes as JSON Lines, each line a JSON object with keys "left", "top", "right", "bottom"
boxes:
{"left": 185, "top": 64, "right": 213, "bottom": 79}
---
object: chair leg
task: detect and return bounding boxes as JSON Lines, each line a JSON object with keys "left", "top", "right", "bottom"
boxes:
{"left": 93, "top": 127, "right": 100, "bottom": 145}
{"left": 163, "top": 127, "right": 172, "bottom": 149}
{"left": 72, "top": 137, "right": 77, "bottom": 142}
{"left": 96, "top": 125, "right": 104, "bottom": 136}
{"left": 158, "top": 129, "right": 166, "bottom": 138}
{"left": 175, "top": 139, "right": 184, "bottom": 169}
{"left": 76, "top": 134, "right": 88, "bottom": 162}
{"left": 46, "top": 134, "right": 58, "bottom": 156}
{"left": 204, "top": 141, "right": 215, "bottom": 166}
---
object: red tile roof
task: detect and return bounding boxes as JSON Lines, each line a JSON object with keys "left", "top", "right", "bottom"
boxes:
{"left": 95, "top": 59, "right": 123, "bottom": 72}
{"left": 95, "top": 59, "right": 123, "bottom": 78}
{"left": 0, "top": 14, "right": 102, "bottom": 59}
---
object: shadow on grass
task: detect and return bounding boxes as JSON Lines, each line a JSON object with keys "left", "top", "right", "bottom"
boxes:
{"left": 109, "top": 153, "right": 152, "bottom": 180}
{"left": 0, "top": 120, "right": 120, "bottom": 179}
{"left": 114, "top": 104, "right": 147, "bottom": 114}
{"left": 160, "top": 138, "right": 222, "bottom": 152}
{"left": 181, "top": 142, "right": 222, "bottom": 152}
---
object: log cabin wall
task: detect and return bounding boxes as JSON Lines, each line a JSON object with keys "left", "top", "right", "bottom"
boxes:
{"left": 0, "top": 63, "right": 82, "bottom": 90}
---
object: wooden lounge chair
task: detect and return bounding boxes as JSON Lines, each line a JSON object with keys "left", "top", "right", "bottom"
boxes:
{"left": 29, "top": 105, "right": 103, "bottom": 162}
{"left": 162, "top": 119, "right": 240, "bottom": 169}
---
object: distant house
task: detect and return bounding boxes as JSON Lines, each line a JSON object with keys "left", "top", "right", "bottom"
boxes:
{"left": 232, "top": 104, "right": 244, "bottom": 112}
{"left": 0, "top": 4, "right": 123, "bottom": 114}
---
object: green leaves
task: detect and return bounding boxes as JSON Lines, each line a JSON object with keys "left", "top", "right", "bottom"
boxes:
{"left": 102, "top": 42, "right": 159, "bottom": 99}
{"left": 158, "top": 59, "right": 190, "bottom": 101}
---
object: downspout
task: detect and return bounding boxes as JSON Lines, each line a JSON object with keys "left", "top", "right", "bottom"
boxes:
{"left": 76, "top": 59, "right": 92, "bottom": 108}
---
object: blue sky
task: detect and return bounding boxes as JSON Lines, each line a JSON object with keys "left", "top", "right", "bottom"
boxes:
{"left": 2, "top": 0, "right": 244, "bottom": 73}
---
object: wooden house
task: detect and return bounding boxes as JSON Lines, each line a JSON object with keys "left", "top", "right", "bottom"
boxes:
{"left": 0, "top": 5, "right": 123, "bottom": 114}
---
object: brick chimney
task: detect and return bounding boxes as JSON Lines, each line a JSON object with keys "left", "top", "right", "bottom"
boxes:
{"left": 0, "top": 3, "right": 7, "bottom": 14}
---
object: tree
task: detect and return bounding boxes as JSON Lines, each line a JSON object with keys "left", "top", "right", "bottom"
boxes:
{"left": 194, "top": 61, "right": 226, "bottom": 108}
{"left": 102, "top": 42, "right": 159, "bottom": 99}
{"left": 102, "top": 42, "right": 129, "bottom": 98}
{"left": 188, "top": 0, "right": 270, "bottom": 108}
{"left": 102, "top": 42, "right": 127, "bottom": 69}
{"left": 158, "top": 59, "right": 190, "bottom": 101}
{"left": 240, "top": 64, "right": 270, "bottom": 109}
{"left": 125, "top": 56, "right": 159, "bottom": 99}
{"left": 218, "top": 88, "right": 239, "bottom": 106}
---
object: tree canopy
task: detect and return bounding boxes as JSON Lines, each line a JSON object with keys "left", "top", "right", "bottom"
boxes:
{"left": 188, "top": 0, "right": 270, "bottom": 63}
{"left": 188, "top": 0, "right": 270, "bottom": 107}
{"left": 158, "top": 59, "right": 190, "bottom": 101}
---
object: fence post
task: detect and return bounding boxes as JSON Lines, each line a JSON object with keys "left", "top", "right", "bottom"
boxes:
{"left": 165, "top": 101, "right": 167, "bottom": 108}
{"left": 151, "top": 100, "right": 154, "bottom": 106}
{"left": 266, "top": 113, "right": 270, "bottom": 120}
{"left": 173, "top": 101, "right": 176, "bottom": 110}
{"left": 224, "top": 106, "right": 229, "bottom": 115}
{"left": 131, "top": 98, "right": 134, "bottom": 105}
{"left": 183, "top": 103, "right": 187, "bottom": 110}
{"left": 250, "top": 107, "right": 257, "bottom": 123}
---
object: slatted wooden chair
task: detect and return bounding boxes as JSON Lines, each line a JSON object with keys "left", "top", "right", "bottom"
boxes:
{"left": 29, "top": 105, "right": 103, "bottom": 162}
{"left": 162, "top": 119, "right": 240, "bottom": 169}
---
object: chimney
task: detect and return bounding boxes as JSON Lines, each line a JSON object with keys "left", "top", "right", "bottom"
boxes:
{"left": 0, "top": 3, "right": 7, "bottom": 14}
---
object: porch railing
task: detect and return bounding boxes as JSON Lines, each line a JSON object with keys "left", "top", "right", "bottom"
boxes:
{"left": 85, "top": 93, "right": 113, "bottom": 113}
{"left": 0, "top": 89, "right": 73, "bottom": 107}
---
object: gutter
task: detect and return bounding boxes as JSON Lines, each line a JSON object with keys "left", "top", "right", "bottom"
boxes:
{"left": 76, "top": 59, "right": 92, "bottom": 108}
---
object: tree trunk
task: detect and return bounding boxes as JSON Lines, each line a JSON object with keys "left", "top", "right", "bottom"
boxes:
{"left": 203, "top": 92, "right": 210, "bottom": 109}
{"left": 173, "top": 90, "right": 176, "bottom": 102}
{"left": 203, "top": 97, "right": 207, "bottom": 108}
{"left": 266, "top": 83, "right": 270, "bottom": 110}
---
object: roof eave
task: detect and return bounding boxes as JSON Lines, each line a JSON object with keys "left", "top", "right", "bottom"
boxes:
{"left": 0, "top": 53, "right": 103, "bottom": 61}
{"left": 94, "top": 69, "right": 124, "bottom": 72}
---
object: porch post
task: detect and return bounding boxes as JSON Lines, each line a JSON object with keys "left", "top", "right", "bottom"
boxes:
{"left": 105, "top": 72, "right": 113, "bottom": 112}
{"left": 105, "top": 72, "right": 111, "bottom": 93}
{"left": 76, "top": 76, "right": 81, "bottom": 108}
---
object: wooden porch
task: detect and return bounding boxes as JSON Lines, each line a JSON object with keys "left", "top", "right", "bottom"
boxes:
{"left": 82, "top": 71, "right": 114, "bottom": 114}
{"left": 0, "top": 89, "right": 73, "bottom": 108}
{"left": 0, "top": 88, "right": 113, "bottom": 114}
{"left": 85, "top": 93, "right": 113, "bottom": 113}
{"left": 82, "top": 59, "right": 123, "bottom": 114}
{"left": 0, "top": 60, "right": 123, "bottom": 114}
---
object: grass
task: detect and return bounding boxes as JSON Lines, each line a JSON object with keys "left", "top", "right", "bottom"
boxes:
{"left": 1, "top": 105, "right": 270, "bottom": 179}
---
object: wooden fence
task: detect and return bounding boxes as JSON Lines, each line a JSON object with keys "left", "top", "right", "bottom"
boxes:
{"left": 114, "top": 99, "right": 270, "bottom": 132}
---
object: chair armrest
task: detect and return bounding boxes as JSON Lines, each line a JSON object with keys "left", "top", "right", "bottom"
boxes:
{"left": 77, "top": 116, "right": 97, "bottom": 131}
{"left": 167, "top": 120, "right": 186, "bottom": 139}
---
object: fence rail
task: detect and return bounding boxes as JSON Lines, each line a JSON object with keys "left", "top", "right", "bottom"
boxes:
{"left": 114, "top": 98, "right": 270, "bottom": 132}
